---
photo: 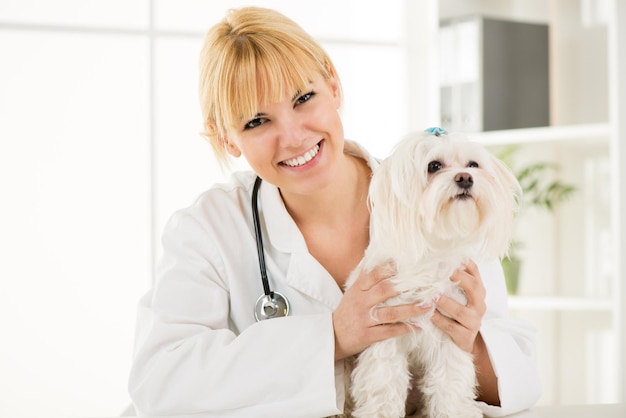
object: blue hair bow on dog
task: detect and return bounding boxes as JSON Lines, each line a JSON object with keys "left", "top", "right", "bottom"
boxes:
{"left": 424, "top": 127, "right": 448, "bottom": 136}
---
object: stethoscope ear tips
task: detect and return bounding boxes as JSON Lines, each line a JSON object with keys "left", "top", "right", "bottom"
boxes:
{"left": 254, "top": 292, "right": 290, "bottom": 321}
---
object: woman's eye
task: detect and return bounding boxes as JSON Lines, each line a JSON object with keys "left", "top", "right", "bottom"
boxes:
{"left": 244, "top": 117, "right": 265, "bottom": 130}
{"left": 468, "top": 161, "right": 479, "bottom": 168}
{"left": 295, "top": 91, "right": 315, "bottom": 105}
{"left": 428, "top": 161, "right": 442, "bottom": 173}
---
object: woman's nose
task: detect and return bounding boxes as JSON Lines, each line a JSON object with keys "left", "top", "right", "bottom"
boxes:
{"left": 277, "top": 114, "right": 306, "bottom": 147}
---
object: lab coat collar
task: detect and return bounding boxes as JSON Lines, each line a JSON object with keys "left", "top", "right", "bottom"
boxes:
{"left": 260, "top": 181, "right": 307, "bottom": 254}
{"left": 260, "top": 182, "right": 341, "bottom": 308}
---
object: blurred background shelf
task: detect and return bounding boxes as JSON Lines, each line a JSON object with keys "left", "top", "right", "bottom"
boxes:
{"left": 508, "top": 296, "right": 615, "bottom": 312}
{"left": 437, "top": 0, "right": 624, "bottom": 406}
{"left": 468, "top": 123, "right": 611, "bottom": 146}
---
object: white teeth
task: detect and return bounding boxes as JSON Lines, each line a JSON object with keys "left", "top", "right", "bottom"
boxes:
{"left": 283, "top": 144, "right": 320, "bottom": 167}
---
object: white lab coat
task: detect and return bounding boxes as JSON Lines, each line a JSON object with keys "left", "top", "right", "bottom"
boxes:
{"left": 129, "top": 142, "right": 541, "bottom": 417}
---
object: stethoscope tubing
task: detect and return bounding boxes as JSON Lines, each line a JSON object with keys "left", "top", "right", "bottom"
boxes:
{"left": 252, "top": 176, "right": 272, "bottom": 297}
{"left": 251, "top": 176, "right": 290, "bottom": 321}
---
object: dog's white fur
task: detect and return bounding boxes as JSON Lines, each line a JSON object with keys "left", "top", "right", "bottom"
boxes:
{"left": 344, "top": 131, "right": 521, "bottom": 418}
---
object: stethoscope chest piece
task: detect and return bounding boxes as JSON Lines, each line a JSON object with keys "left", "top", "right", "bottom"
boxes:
{"left": 254, "top": 292, "right": 290, "bottom": 321}
{"left": 251, "top": 176, "right": 292, "bottom": 322}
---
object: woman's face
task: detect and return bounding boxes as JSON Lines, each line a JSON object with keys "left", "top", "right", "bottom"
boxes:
{"left": 225, "top": 74, "right": 345, "bottom": 196}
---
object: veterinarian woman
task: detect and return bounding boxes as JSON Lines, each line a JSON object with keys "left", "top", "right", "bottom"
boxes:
{"left": 129, "top": 7, "right": 541, "bottom": 417}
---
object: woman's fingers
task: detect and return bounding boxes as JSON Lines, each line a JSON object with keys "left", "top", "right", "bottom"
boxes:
{"left": 370, "top": 302, "right": 429, "bottom": 326}
{"left": 356, "top": 262, "right": 396, "bottom": 291}
{"left": 452, "top": 260, "right": 486, "bottom": 310}
{"left": 335, "top": 260, "right": 490, "bottom": 360}
{"left": 433, "top": 295, "right": 480, "bottom": 331}
{"left": 367, "top": 321, "right": 417, "bottom": 342}
{"left": 334, "top": 261, "right": 431, "bottom": 360}
{"left": 432, "top": 260, "right": 487, "bottom": 353}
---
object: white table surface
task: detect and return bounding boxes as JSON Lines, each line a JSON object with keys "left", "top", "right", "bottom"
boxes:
{"left": 507, "top": 403, "right": 625, "bottom": 418}
{"left": 110, "top": 403, "right": 625, "bottom": 418}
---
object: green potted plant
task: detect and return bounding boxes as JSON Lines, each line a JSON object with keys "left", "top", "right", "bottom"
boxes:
{"left": 499, "top": 146, "right": 577, "bottom": 294}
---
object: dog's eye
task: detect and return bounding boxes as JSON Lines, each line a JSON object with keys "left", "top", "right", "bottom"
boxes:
{"left": 468, "top": 161, "right": 479, "bottom": 168}
{"left": 428, "top": 161, "right": 442, "bottom": 173}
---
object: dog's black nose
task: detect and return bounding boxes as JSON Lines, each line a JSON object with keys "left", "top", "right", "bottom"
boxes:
{"left": 455, "top": 172, "right": 473, "bottom": 189}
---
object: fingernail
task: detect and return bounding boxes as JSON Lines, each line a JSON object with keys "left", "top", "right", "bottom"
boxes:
{"left": 418, "top": 302, "right": 432, "bottom": 309}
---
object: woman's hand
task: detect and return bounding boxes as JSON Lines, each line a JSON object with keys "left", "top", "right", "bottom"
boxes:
{"left": 332, "top": 263, "right": 430, "bottom": 361}
{"left": 431, "top": 260, "right": 486, "bottom": 353}
{"left": 431, "top": 260, "right": 500, "bottom": 405}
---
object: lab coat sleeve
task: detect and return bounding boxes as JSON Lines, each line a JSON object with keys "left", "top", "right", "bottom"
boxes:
{"left": 128, "top": 211, "right": 344, "bottom": 417}
{"left": 476, "top": 259, "right": 542, "bottom": 417}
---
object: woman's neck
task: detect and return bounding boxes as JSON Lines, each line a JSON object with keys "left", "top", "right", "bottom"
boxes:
{"left": 280, "top": 152, "right": 372, "bottom": 285}
{"left": 280, "top": 152, "right": 371, "bottom": 228}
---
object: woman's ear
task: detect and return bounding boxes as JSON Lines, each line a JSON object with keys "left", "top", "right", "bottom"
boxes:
{"left": 330, "top": 77, "right": 341, "bottom": 109}
{"left": 222, "top": 138, "right": 242, "bottom": 158}
{"left": 325, "top": 63, "right": 342, "bottom": 108}
{"left": 326, "top": 76, "right": 342, "bottom": 110}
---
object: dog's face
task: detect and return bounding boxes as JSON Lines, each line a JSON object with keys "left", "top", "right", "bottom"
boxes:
{"left": 369, "top": 132, "right": 521, "bottom": 260}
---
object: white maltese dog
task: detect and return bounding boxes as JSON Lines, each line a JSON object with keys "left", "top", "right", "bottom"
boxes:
{"left": 344, "top": 128, "right": 521, "bottom": 418}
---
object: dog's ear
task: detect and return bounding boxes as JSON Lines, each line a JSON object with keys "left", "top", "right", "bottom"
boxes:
{"left": 491, "top": 155, "right": 523, "bottom": 214}
{"left": 387, "top": 134, "right": 430, "bottom": 205}
{"left": 368, "top": 135, "right": 429, "bottom": 259}
{"left": 484, "top": 153, "right": 523, "bottom": 258}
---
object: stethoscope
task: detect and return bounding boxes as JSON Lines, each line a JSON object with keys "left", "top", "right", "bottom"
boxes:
{"left": 252, "top": 176, "right": 291, "bottom": 321}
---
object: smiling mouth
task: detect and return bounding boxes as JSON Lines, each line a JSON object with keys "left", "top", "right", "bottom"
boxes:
{"left": 281, "top": 142, "right": 321, "bottom": 167}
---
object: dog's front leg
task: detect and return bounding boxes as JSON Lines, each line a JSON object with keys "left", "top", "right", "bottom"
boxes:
{"left": 350, "top": 336, "right": 410, "bottom": 418}
{"left": 419, "top": 336, "right": 482, "bottom": 418}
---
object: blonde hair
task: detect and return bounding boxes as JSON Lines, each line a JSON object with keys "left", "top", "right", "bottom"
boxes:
{"left": 198, "top": 7, "right": 341, "bottom": 166}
